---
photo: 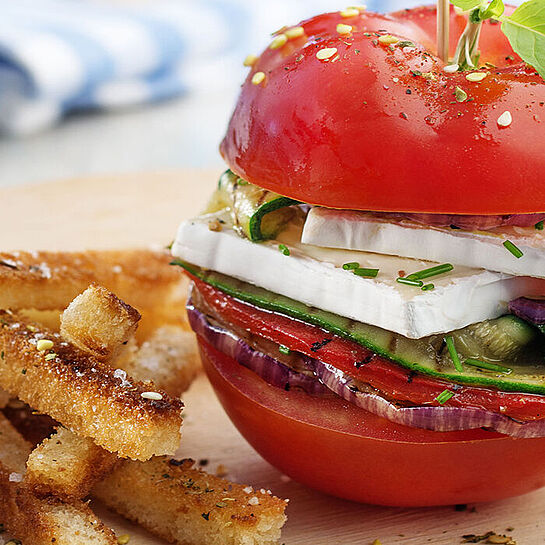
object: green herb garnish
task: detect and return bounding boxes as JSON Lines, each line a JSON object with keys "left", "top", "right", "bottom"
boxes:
{"left": 279, "top": 345, "right": 291, "bottom": 355}
{"left": 342, "top": 261, "right": 360, "bottom": 270}
{"left": 449, "top": 0, "right": 545, "bottom": 78}
{"left": 406, "top": 263, "right": 454, "bottom": 281}
{"left": 503, "top": 240, "right": 524, "bottom": 258}
{"left": 445, "top": 336, "right": 464, "bottom": 372}
{"left": 465, "top": 358, "right": 512, "bottom": 373}
{"left": 353, "top": 267, "right": 379, "bottom": 278}
{"left": 421, "top": 283, "right": 435, "bottom": 291}
{"left": 396, "top": 277, "right": 424, "bottom": 287}
{"left": 535, "top": 220, "right": 544, "bottom": 230}
{"left": 278, "top": 244, "right": 290, "bottom": 256}
{"left": 435, "top": 389, "right": 455, "bottom": 404}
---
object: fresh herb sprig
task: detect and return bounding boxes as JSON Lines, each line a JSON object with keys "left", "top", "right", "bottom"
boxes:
{"left": 448, "top": 0, "right": 545, "bottom": 78}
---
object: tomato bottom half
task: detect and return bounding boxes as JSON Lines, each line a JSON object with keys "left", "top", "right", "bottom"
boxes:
{"left": 198, "top": 336, "right": 545, "bottom": 506}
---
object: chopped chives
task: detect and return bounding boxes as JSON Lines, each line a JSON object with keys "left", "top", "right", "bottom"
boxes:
{"left": 279, "top": 345, "right": 291, "bottom": 355}
{"left": 445, "top": 336, "right": 463, "bottom": 372}
{"left": 435, "top": 389, "right": 454, "bottom": 405}
{"left": 342, "top": 262, "right": 360, "bottom": 270}
{"left": 535, "top": 221, "right": 544, "bottom": 231}
{"left": 503, "top": 240, "right": 523, "bottom": 259}
{"left": 353, "top": 267, "right": 379, "bottom": 278}
{"left": 406, "top": 263, "right": 454, "bottom": 281}
{"left": 421, "top": 283, "right": 434, "bottom": 291}
{"left": 465, "top": 358, "right": 512, "bottom": 374}
{"left": 396, "top": 277, "right": 423, "bottom": 287}
{"left": 278, "top": 244, "right": 290, "bottom": 256}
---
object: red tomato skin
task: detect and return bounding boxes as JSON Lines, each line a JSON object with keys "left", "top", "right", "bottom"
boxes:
{"left": 220, "top": 7, "right": 545, "bottom": 214}
{"left": 199, "top": 337, "right": 545, "bottom": 506}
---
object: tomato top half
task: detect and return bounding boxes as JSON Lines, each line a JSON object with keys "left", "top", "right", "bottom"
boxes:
{"left": 220, "top": 6, "right": 545, "bottom": 214}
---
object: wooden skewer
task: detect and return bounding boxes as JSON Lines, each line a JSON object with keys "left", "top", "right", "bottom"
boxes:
{"left": 437, "top": 0, "right": 450, "bottom": 62}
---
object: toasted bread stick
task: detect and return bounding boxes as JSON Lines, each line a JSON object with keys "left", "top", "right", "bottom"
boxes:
{"left": 0, "top": 249, "right": 180, "bottom": 311}
{"left": 0, "top": 414, "right": 117, "bottom": 545}
{"left": 0, "top": 310, "right": 183, "bottom": 460}
{"left": 26, "top": 427, "right": 118, "bottom": 500}
{"left": 61, "top": 284, "right": 141, "bottom": 363}
{"left": 94, "top": 457, "right": 288, "bottom": 545}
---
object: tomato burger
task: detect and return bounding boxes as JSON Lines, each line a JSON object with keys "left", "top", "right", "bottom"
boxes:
{"left": 172, "top": 4, "right": 545, "bottom": 506}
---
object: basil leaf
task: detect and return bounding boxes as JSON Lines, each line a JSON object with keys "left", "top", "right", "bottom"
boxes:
{"left": 450, "top": 0, "right": 483, "bottom": 11}
{"left": 481, "top": 0, "right": 505, "bottom": 19}
{"left": 502, "top": 0, "right": 545, "bottom": 78}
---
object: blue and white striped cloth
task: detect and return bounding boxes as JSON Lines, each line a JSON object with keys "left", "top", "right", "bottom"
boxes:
{"left": 0, "top": 0, "right": 418, "bottom": 136}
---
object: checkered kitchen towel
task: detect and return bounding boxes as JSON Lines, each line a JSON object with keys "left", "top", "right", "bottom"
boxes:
{"left": 0, "top": 0, "right": 420, "bottom": 136}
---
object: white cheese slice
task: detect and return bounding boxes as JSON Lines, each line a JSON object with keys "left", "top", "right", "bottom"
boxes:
{"left": 302, "top": 208, "right": 545, "bottom": 278}
{"left": 173, "top": 212, "right": 545, "bottom": 339}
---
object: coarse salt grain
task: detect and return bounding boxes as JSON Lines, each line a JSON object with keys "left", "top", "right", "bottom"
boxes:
{"left": 248, "top": 496, "right": 260, "bottom": 505}
{"left": 9, "top": 472, "right": 22, "bottom": 482}
{"left": 243, "top": 486, "right": 253, "bottom": 494}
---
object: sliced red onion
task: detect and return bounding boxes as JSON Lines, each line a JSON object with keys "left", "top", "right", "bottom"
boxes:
{"left": 187, "top": 300, "right": 328, "bottom": 395}
{"left": 372, "top": 212, "right": 545, "bottom": 230}
{"left": 509, "top": 297, "right": 545, "bottom": 325}
{"left": 306, "top": 358, "right": 545, "bottom": 438}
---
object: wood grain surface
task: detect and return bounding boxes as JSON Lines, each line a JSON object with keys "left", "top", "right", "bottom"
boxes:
{"left": 2, "top": 171, "right": 544, "bottom": 545}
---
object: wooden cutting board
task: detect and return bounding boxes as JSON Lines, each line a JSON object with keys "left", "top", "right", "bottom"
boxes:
{"left": 1, "top": 171, "right": 544, "bottom": 545}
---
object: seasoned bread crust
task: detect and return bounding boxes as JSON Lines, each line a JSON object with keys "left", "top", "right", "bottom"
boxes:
{"left": 0, "top": 310, "right": 183, "bottom": 460}
{"left": 94, "top": 457, "right": 287, "bottom": 545}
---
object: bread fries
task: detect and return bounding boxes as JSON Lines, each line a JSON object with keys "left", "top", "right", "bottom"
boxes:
{"left": 61, "top": 284, "right": 141, "bottom": 363}
{"left": 26, "top": 427, "right": 118, "bottom": 500}
{"left": 122, "top": 324, "right": 200, "bottom": 397}
{"left": 0, "top": 414, "right": 117, "bottom": 545}
{"left": 0, "top": 249, "right": 287, "bottom": 544}
{"left": 94, "top": 457, "right": 287, "bottom": 545}
{"left": 0, "top": 310, "right": 183, "bottom": 460}
{"left": 0, "top": 249, "right": 180, "bottom": 312}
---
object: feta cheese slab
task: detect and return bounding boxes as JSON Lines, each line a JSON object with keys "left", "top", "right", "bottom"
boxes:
{"left": 302, "top": 207, "right": 545, "bottom": 278}
{"left": 173, "top": 213, "right": 545, "bottom": 339}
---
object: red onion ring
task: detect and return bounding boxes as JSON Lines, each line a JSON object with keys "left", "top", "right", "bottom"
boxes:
{"left": 509, "top": 297, "right": 545, "bottom": 325}
{"left": 187, "top": 299, "right": 328, "bottom": 395}
{"left": 307, "top": 358, "right": 545, "bottom": 438}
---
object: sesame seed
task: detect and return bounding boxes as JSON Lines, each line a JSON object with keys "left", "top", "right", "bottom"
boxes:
{"left": 443, "top": 63, "right": 459, "bottom": 73}
{"left": 465, "top": 71, "right": 487, "bottom": 82}
{"left": 141, "top": 391, "right": 163, "bottom": 401}
{"left": 117, "top": 536, "right": 130, "bottom": 545}
{"left": 243, "top": 54, "right": 258, "bottom": 67}
{"left": 251, "top": 72, "right": 266, "bottom": 85}
{"left": 316, "top": 47, "right": 338, "bottom": 60}
{"left": 378, "top": 34, "right": 399, "bottom": 45}
{"left": 248, "top": 496, "right": 260, "bottom": 505}
{"left": 285, "top": 26, "right": 305, "bottom": 39}
{"left": 36, "top": 339, "right": 53, "bottom": 351}
{"left": 497, "top": 110, "right": 513, "bottom": 127}
{"left": 270, "top": 34, "right": 288, "bottom": 50}
{"left": 340, "top": 7, "right": 360, "bottom": 17}
{"left": 336, "top": 23, "right": 353, "bottom": 35}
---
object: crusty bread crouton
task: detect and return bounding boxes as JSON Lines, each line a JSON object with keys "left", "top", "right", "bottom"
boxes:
{"left": 26, "top": 427, "right": 118, "bottom": 500}
{"left": 94, "top": 457, "right": 288, "bottom": 545}
{"left": 0, "top": 414, "right": 117, "bottom": 545}
{"left": 61, "top": 285, "right": 140, "bottom": 362}
{"left": 122, "top": 325, "right": 200, "bottom": 397}
{"left": 0, "top": 249, "right": 180, "bottom": 313}
{"left": 0, "top": 310, "right": 183, "bottom": 460}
